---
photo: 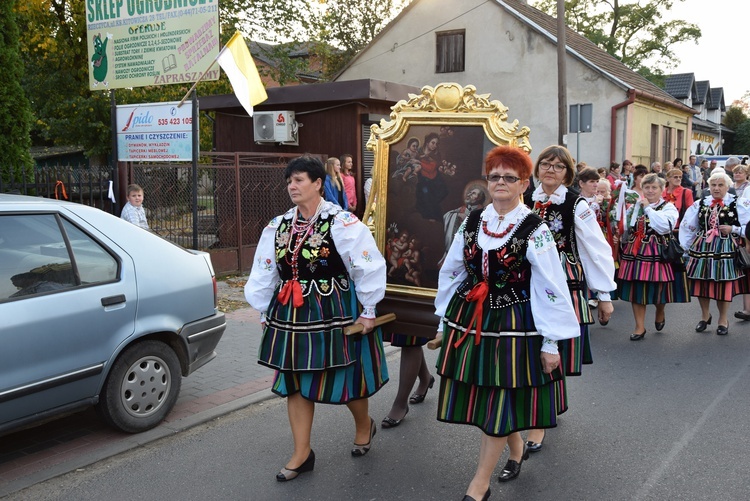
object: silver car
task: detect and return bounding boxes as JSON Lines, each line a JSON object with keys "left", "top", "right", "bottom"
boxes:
{"left": 0, "top": 194, "right": 226, "bottom": 434}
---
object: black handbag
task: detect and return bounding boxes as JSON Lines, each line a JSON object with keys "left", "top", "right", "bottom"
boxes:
{"left": 737, "top": 243, "right": 750, "bottom": 269}
{"left": 661, "top": 221, "right": 685, "bottom": 271}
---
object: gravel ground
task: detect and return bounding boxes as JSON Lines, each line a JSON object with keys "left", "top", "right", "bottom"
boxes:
{"left": 216, "top": 275, "right": 249, "bottom": 313}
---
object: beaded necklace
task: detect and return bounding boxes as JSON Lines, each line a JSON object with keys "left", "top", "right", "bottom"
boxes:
{"left": 284, "top": 199, "right": 326, "bottom": 276}
{"left": 481, "top": 218, "right": 515, "bottom": 238}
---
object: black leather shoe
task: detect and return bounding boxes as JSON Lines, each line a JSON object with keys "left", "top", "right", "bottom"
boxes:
{"left": 734, "top": 311, "right": 750, "bottom": 321}
{"left": 497, "top": 447, "right": 529, "bottom": 482}
{"left": 717, "top": 325, "right": 729, "bottom": 336}
{"left": 695, "top": 315, "right": 712, "bottom": 332}
{"left": 655, "top": 319, "right": 665, "bottom": 331}
{"left": 276, "top": 450, "right": 315, "bottom": 481}
{"left": 409, "top": 375, "right": 435, "bottom": 404}
{"left": 462, "top": 488, "right": 490, "bottom": 501}
{"left": 630, "top": 330, "right": 646, "bottom": 341}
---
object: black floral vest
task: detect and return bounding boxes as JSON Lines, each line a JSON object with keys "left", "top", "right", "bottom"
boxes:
{"left": 697, "top": 198, "right": 739, "bottom": 231}
{"left": 456, "top": 209, "right": 544, "bottom": 318}
{"left": 274, "top": 211, "right": 349, "bottom": 296}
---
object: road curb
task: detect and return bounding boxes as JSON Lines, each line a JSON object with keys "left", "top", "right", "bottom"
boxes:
{"left": 0, "top": 345, "right": 402, "bottom": 497}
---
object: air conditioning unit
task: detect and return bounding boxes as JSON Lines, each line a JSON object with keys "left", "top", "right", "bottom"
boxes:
{"left": 253, "top": 111, "right": 298, "bottom": 144}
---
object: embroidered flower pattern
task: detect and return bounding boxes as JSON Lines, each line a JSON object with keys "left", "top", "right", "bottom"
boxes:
{"left": 548, "top": 214, "right": 563, "bottom": 232}
{"left": 319, "top": 247, "right": 330, "bottom": 257}
{"left": 307, "top": 232, "right": 324, "bottom": 248}
{"left": 362, "top": 250, "right": 373, "bottom": 262}
{"left": 545, "top": 288, "right": 557, "bottom": 302}
{"left": 260, "top": 257, "right": 273, "bottom": 271}
{"left": 275, "top": 231, "right": 290, "bottom": 247}
{"left": 495, "top": 247, "right": 516, "bottom": 268}
{"left": 534, "top": 233, "right": 544, "bottom": 249}
{"left": 449, "top": 270, "right": 460, "bottom": 281}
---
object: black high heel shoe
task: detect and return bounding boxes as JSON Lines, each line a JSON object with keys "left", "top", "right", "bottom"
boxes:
{"left": 497, "top": 445, "right": 529, "bottom": 482}
{"left": 717, "top": 324, "right": 729, "bottom": 336}
{"left": 276, "top": 449, "right": 315, "bottom": 481}
{"left": 409, "top": 375, "right": 435, "bottom": 404}
{"left": 655, "top": 319, "right": 665, "bottom": 331}
{"left": 630, "top": 330, "right": 646, "bottom": 341}
{"left": 462, "top": 488, "right": 491, "bottom": 501}
{"left": 351, "top": 418, "right": 376, "bottom": 457}
{"left": 695, "top": 315, "right": 712, "bottom": 332}
{"left": 381, "top": 407, "right": 409, "bottom": 429}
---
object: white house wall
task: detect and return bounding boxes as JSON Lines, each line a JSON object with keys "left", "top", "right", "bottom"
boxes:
{"left": 337, "top": 0, "right": 629, "bottom": 167}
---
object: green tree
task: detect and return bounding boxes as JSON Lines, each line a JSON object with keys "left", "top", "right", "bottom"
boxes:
{"left": 14, "top": 0, "right": 408, "bottom": 158}
{"left": 16, "top": 0, "right": 111, "bottom": 161}
{"left": 533, "top": 0, "right": 700, "bottom": 75}
{"left": 733, "top": 120, "right": 750, "bottom": 155}
{"left": 724, "top": 105, "right": 747, "bottom": 133}
{"left": 0, "top": 0, "right": 33, "bottom": 183}
{"left": 311, "top": 0, "right": 409, "bottom": 79}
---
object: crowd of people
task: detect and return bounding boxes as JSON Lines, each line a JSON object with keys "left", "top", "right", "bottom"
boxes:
{"left": 245, "top": 149, "right": 750, "bottom": 500}
{"left": 566, "top": 154, "right": 750, "bottom": 335}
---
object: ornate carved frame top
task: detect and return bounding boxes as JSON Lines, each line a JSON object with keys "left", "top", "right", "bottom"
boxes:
{"left": 364, "top": 82, "right": 532, "bottom": 298}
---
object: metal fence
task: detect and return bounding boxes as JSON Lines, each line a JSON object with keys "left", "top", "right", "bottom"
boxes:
{"left": 0, "top": 164, "right": 116, "bottom": 213}
{"left": 2, "top": 154, "right": 325, "bottom": 274}
{"left": 129, "top": 152, "right": 326, "bottom": 273}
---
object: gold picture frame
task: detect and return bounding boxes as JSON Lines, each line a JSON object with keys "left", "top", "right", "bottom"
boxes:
{"left": 364, "top": 83, "right": 532, "bottom": 299}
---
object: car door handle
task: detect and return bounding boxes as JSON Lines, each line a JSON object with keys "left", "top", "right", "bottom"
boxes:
{"left": 101, "top": 294, "right": 126, "bottom": 306}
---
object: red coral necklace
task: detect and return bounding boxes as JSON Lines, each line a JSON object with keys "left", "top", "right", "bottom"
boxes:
{"left": 481, "top": 218, "right": 515, "bottom": 238}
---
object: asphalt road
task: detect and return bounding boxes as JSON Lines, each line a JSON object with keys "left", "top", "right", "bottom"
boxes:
{"left": 6, "top": 297, "right": 750, "bottom": 501}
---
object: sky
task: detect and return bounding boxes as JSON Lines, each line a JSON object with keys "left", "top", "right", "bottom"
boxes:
{"left": 660, "top": 0, "right": 747, "bottom": 105}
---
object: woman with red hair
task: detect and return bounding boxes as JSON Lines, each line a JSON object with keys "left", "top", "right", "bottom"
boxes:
{"left": 435, "top": 145, "right": 579, "bottom": 501}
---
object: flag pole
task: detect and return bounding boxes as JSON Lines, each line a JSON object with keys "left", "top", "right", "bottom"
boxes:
{"left": 177, "top": 51, "right": 224, "bottom": 108}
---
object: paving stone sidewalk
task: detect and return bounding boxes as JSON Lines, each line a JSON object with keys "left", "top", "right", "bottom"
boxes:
{"left": 0, "top": 277, "right": 399, "bottom": 497}
{"left": 0, "top": 279, "right": 271, "bottom": 496}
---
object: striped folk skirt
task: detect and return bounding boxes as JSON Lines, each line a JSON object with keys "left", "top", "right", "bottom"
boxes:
{"left": 260, "top": 280, "right": 388, "bottom": 404}
{"left": 618, "top": 235, "right": 690, "bottom": 304}
{"left": 558, "top": 324, "right": 593, "bottom": 377}
{"left": 562, "top": 254, "right": 595, "bottom": 325}
{"left": 686, "top": 232, "right": 744, "bottom": 301}
{"left": 435, "top": 321, "right": 568, "bottom": 437}
{"left": 383, "top": 332, "right": 430, "bottom": 347}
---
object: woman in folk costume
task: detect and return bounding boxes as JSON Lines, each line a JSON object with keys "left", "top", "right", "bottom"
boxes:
{"left": 679, "top": 170, "right": 750, "bottom": 336}
{"left": 245, "top": 156, "right": 388, "bottom": 482}
{"left": 520, "top": 145, "right": 616, "bottom": 455}
{"left": 578, "top": 167, "right": 605, "bottom": 308}
{"left": 434, "top": 145, "right": 580, "bottom": 501}
{"left": 617, "top": 174, "right": 690, "bottom": 340}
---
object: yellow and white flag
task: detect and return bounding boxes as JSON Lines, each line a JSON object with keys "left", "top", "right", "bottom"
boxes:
{"left": 217, "top": 31, "right": 268, "bottom": 116}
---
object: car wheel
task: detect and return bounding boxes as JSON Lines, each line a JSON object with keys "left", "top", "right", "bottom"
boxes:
{"left": 96, "top": 340, "right": 182, "bottom": 433}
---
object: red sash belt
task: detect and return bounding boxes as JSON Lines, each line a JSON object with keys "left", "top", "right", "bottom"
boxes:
{"left": 632, "top": 225, "right": 646, "bottom": 254}
{"left": 453, "top": 281, "right": 489, "bottom": 348}
{"left": 277, "top": 280, "right": 304, "bottom": 308}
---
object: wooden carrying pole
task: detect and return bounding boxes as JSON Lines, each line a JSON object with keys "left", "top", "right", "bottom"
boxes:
{"left": 427, "top": 334, "right": 442, "bottom": 350}
{"left": 343, "top": 313, "right": 397, "bottom": 335}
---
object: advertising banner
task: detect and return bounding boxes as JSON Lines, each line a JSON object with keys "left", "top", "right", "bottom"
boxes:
{"left": 86, "top": 0, "right": 220, "bottom": 90}
{"left": 116, "top": 101, "right": 196, "bottom": 161}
